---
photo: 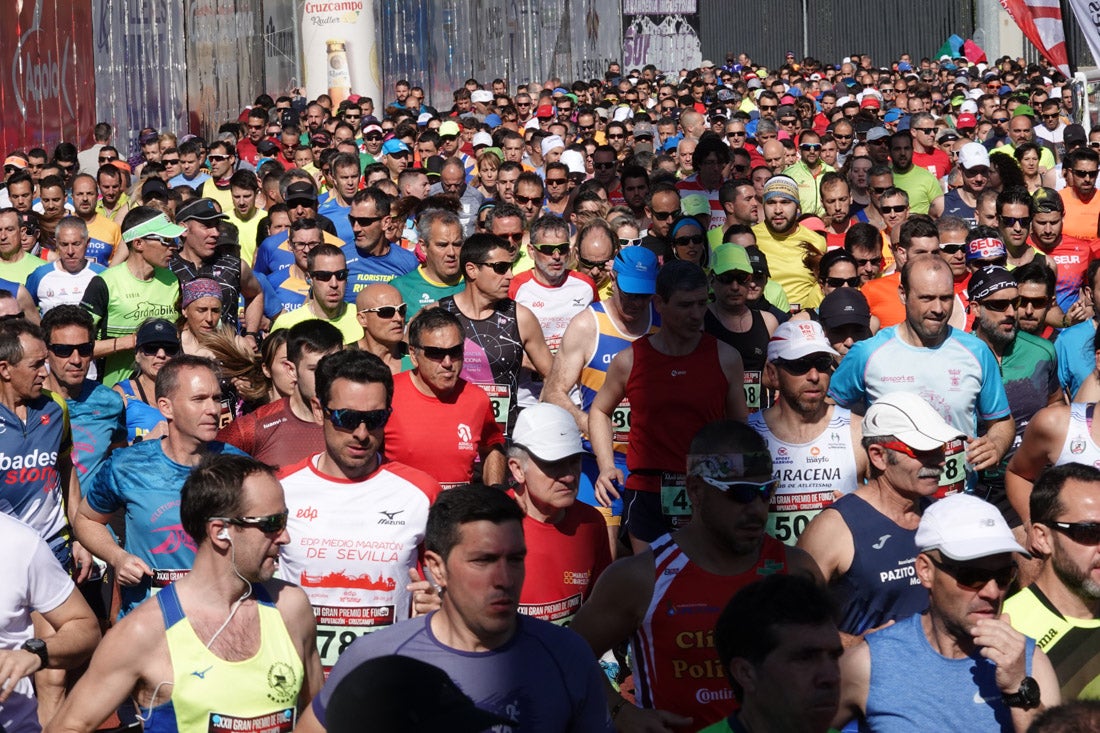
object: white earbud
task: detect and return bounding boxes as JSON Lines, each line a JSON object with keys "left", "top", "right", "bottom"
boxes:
{"left": 218, "top": 528, "right": 230, "bottom": 541}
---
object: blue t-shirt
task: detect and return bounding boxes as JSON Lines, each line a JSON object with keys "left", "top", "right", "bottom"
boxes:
{"left": 342, "top": 243, "right": 418, "bottom": 303}
{"left": 1055, "top": 319, "right": 1096, "bottom": 399}
{"left": 85, "top": 438, "right": 246, "bottom": 615}
{"left": 0, "top": 392, "right": 71, "bottom": 544}
{"left": 66, "top": 380, "right": 126, "bottom": 492}
{"left": 317, "top": 198, "right": 353, "bottom": 244}
{"left": 255, "top": 270, "right": 286, "bottom": 320}
{"left": 314, "top": 612, "right": 613, "bottom": 732}
{"left": 828, "top": 325, "right": 1011, "bottom": 435}
{"left": 167, "top": 172, "right": 211, "bottom": 191}
{"left": 253, "top": 231, "right": 295, "bottom": 278}
{"left": 115, "top": 380, "right": 168, "bottom": 444}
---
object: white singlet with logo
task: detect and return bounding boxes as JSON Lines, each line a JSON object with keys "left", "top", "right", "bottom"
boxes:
{"left": 748, "top": 407, "right": 859, "bottom": 545}
{"left": 276, "top": 455, "right": 441, "bottom": 669}
{"left": 1055, "top": 402, "right": 1100, "bottom": 469}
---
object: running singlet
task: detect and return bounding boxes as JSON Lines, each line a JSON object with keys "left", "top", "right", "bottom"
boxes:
{"left": 748, "top": 408, "right": 859, "bottom": 546}
{"left": 170, "top": 253, "right": 243, "bottom": 328}
{"left": 828, "top": 494, "right": 927, "bottom": 635}
{"left": 390, "top": 267, "right": 464, "bottom": 317}
{"left": 1055, "top": 402, "right": 1100, "bottom": 468}
{"left": 142, "top": 584, "right": 302, "bottom": 733}
{"left": 26, "top": 261, "right": 104, "bottom": 314}
{"left": 517, "top": 502, "right": 612, "bottom": 625}
{"left": 0, "top": 392, "right": 72, "bottom": 546}
{"left": 384, "top": 372, "right": 503, "bottom": 489}
{"left": 632, "top": 533, "right": 789, "bottom": 728}
{"left": 85, "top": 439, "right": 246, "bottom": 616}
{"left": 277, "top": 455, "right": 441, "bottom": 671}
{"left": 577, "top": 301, "right": 659, "bottom": 459}
{"left": 438, "top": 295, "right": 524, "bottom": 436}
{"left": 704, "top": 308, "right": 769, "bottom": 412}
{"left": 116, "top": 380, "right": 167, "bottom": 443}
{"left": 1004, "top": 584, "right": 1100, "bottom": 700}
{"left": 625, "top": 334, "right": 728, "bottom": 494}
{"left": 1042, "top": 234, "right": 1099, "bottom": 311}
{"left": 216, "top": 397, "right": 325, "bottom": 469}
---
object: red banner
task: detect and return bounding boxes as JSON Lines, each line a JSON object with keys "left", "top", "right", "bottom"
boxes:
{"left": 0, "top": 0, "right": 96, "bottom": 155}
{"left": 1000, "top": 0, "right": 1071, "bottom": 78}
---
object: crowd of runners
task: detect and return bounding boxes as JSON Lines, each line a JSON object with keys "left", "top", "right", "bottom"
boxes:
{"left": 3, "top": 45, "right": 1100, "bottom": 733}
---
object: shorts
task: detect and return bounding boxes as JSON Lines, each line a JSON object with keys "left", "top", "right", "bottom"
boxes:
{"left": 578, "top": 452, "right": 624, "bottom": 526}
{"left": 623, "top": 489, "right": 682, "bottom": 543}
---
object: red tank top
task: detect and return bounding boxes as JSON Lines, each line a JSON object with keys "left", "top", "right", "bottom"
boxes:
{"left": 625, "top": 334, "right": 728, "bottom": 492}
{"left": 631, "top": 534, "right": 789, "bottom": 726}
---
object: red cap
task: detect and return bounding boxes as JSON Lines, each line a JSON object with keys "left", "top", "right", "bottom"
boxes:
{"left": 956, "top": 113, "right": 977, "bottom": 129}
{"left": 535, "top": 104, "right": 554, "bottom": 118}
{"left": 860, "top": 97, "right": 882, "bottom": 109}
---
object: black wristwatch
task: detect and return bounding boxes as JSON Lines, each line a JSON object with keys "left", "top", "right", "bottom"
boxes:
{"left": 21, "top": 638, "right": 48, "bottom": 669}
{"left": 1002, "top": 676, "right": 1041, "bottom": 709}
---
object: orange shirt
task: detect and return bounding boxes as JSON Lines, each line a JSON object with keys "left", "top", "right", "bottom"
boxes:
{"left": 1060, "top": 189, "right": 1100, "bottom": 240}
{"left": 862, "top": 272, "right": 905, "bottom": 327}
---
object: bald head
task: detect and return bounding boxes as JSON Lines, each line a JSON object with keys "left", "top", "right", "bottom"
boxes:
{"left": 680, "top": 110, "right": 705, "bottom": 137}
{"left": 763, "top": 140, "right": 786, "bottom": 171}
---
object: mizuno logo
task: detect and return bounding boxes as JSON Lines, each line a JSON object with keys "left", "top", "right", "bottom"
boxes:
{"left": 191, "top": 666, "right": 213, "bottom": 679}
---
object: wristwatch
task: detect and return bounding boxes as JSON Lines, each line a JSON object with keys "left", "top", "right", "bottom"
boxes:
{"left": 1002, "top": 677, "right": 1041, "bottom": 709}
{"left": 21, "top": 638, "right": 48, "bottom": 669}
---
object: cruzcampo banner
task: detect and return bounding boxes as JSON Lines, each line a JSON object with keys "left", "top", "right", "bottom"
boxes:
{"left": 300, "top": 0, "right": 381, "bottom": 107}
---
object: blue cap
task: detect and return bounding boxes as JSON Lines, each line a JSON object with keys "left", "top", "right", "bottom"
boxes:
{"left": 613, "top": 246, "right": 658, "bottom": 295}
{"left": 382, "top": 138, "right": 410, "bottom": 156}
{"left": 897, "top": 61, "right": 912, "bottom": 72}
{"left": 883, "top": 108, "right": 903, "bottom": 123}
{"left": 484, "top": 113, "right": 502, "bottom": 128}
{"left": 662, "top": 134, "right": 682, "bottom": 152}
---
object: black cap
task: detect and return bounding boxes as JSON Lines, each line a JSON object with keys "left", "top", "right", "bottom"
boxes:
{"left": 256, "top": 139, "right": 280, "bottom": 156}
{"left": 326, "top": 655, "right": 515, "bottom": 733}
{"left": 176, "top": 197, "right": 229, "bottom": 224}
{"left": 744, "top": 245, "right": 770, "bottom": 278}
{"left": 285, "top": 181, "right": 318, "bottom": 206}
{"left": 141, "top": 178, "right": 170, "bottom": 202}
{"left": 819, "top": 288, "right": 871, "bottom": 330}
{"left": 135, "top": 319, "right": 181, "bottom": 348}
{"left": 1064, "top": 123, "right": 1087, "bottom": 147}
{"left": 423, "top": 155, "right": 445, "bottom": 179}
{"left": 967, "top": 265, "right": 1017, "bottom": 302}
{"left": 17, "top": 210, "right": 39, "bottom": 233}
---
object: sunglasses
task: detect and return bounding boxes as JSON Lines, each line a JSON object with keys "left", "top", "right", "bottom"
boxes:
{"left": 359, "top": 303, "right": 407, "bottom": 319}
{"left": 824, "top": 276, "right": 861, "bottom": 288}
{"left": 606, "top": 135, "right": 624, "bottom": 141}
{"left": 871, "top": 186, "right": 891, "bottom": 195}
{"left": 514, "top": 193, "right": 542, "bottom": 206}
{"left": 162, "top": 158, "right": 180, "bottom": 165}
{"left": 930, "top": 556, "right": 1017, "bottom": 591}
{"left": 579, "top": 256, "right": 613, "bottom": 269}
{"left": 1071, "top": 169, "right": 1099, "bottom": 179}
{"left": 881, "top": 205, "right": 908, "bottom": 214}
{"left": 498, "top": 232, "right": 524, "bottom": 246}
{"left": 1017, "top": 296, "right": 1049, "bottom": 309}
{"left": 774, "top": 355, "right": 834, "bottom": 375}
{"left": 1090, "top": 142, "right": 1100, "bottom": 150}
{"left": 144, "top": 235, "right": 179, "bottom": 248}
{"left": 1041, "top": 113, "right": 1061, "bottom": 120}
{"left": 365, "top": 134, "right": 384, "bottom": 142}
{"left": 833, "top": 133, "right": 853, "bottom": 140}
{"left": 940, "top": 244, "right": 967, "bottom": 255}
{"left": 546, "top": 177, "right": 568, "bottom": 186}
{"left": 311, "top": 269, "right": 349, "bottom": 282}
{"left": 478, "top": 260, "right": 514, "bottom": 274}
{"left": 991, "top": 117, "right": 1010, "bottom": 124}
{"left": 48, "top": 342, "right": 94, "bottom": 358}
{"left": 652, "top": 209, "right": 681, "bottom": 221}
{"left": 618, "top": 237, "right": 642, "bottom": 248}
{"left": 214, "top": 512, "right": 289, "bottom": 534}
{"left": 673, "top": 234, "right": 705, "bottom": 246}
{"left": 417, "top": 343, "right": 464, "bottom": 361}
{"left": 207, "top": 154, "right": 230, "bottom": 162}
{"left": 1047, "top": 520, "right": 1100, "bottom": 545}
{"left": 700, "top": 475, "right": 780, "bottom": 503}
{"left": 594, "top": 161, "right": 617, "bottom": 169}
{"left": 349, "top": 214, "right": 385, "bottom": 227}
{"left": 913, "top": 127, "right": 936, "bottom": 134}
{"left": 139, "top": 342, "right": 181, "bottom": 356}
{"left": 759, "top": 104, "right": 778, "bottom": 111}
{"left": 800, "top": 143, "right": 822, "bottom": 151}
{"left": 324, "top": 406, "right": 392, "bottom": 431}
{"left": 979, "top": 296, "right": 1020, "bottom": 312}
{"left": 533, "top": 242, "right": 570, "bottom": 256}
{"left": 999, "top": 215, "right": 1032, "bottom": 228}
{"left": 99, "top": 156, "right": 118, "bottom": 163}
{"left": 714, "top": 270, "right": 752, "bottom": 286}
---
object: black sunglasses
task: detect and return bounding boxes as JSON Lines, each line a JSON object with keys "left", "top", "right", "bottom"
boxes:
{"left": 48, "top": 342, "right": 94, "bottom": 358}
{"left": 349, "top": 214, "right": 386, "bottom": 227}
{"left": 311, "top": 269, "right": 349, "bottom": 282}
{"left": 139, "top": 342, "right": 181, "bottom": 356}
{"left": 980, "top": 297, "right": 1020, "bottom": 312}
{"left": 774, "top": 355, "right": 834, "bottom": 375}
{"left": 699, "top": 475, "right": 780, "bottom": 504}
{"left": 652, "top": 209, "right": 681, "bottom": 221}
{"left": 824, "top": 276, "right": 861, "bottom": 288}
{"left": 999, "top": 215, "right": 1032, "bottom": 228}
{"left": 881, "top": 205, "right": 908, "bottom": 214}
{"left": 940, "top": 244, "right": 966, "bottom": 255}
{"left": 853, "top": 256, "right": 883, "bottom": 268}
{"left": 359, "top": 303, "right": 407, "bottom": 319}
{"left": 673, "top": 234, "right": 705, "bottom": 246}
{"left": 214, "top": 512, "right": 289, "bottom": 534}
{"left": 714, "top": 271, "right": 752, "bottom": 286}
{"left": 324, "top": 407, "right": 392, "bottom": 431}
{"left": 477, "top": 260, "right": 513, "bottom": 275}
{"left": 1047, "top": 520, "right": 1100, "bottom": 545}
{"left": 930, "top": 556, "right": 1016, "bottom": 591}
{"left": 417, "top": 343, "right": 464, "bottom": 361}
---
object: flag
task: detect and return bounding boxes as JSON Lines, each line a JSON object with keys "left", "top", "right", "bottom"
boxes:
{"left": 1066, "top": 0, "right": 1100, "bottom": 72}
{"left": 1000, "top": 0, "right": 1071, "bottom": 77}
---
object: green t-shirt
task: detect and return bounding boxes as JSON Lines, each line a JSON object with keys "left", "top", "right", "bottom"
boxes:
{"left": 391, "top": 267, "right": 464, "bottom": 317}
{"left": 81, "top": 264, "right": 181, "bottom": 386}
{"left": 891, "top": 165, "right": 943, "bottom": 215}
{"left": 270, "top": 302, "right": 364, "bottom": 344}
{"left": 0, "top": 253, "right": 47, "bottom": 285}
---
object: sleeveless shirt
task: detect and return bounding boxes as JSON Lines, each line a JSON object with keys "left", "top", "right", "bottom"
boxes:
{"left": 170, "top": 252, "right": 243, "bottom": 328}
{"left": 704, "top": 308, "right": 770, "bottom": 412}
{"left": 1055, "top": 402, "right": 1100, "bottom": 468}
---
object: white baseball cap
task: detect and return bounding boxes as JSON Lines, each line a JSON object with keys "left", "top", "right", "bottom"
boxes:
{"left": 766, "top": 321, "right": 839, "bottom": 362}
{"left": 540, "top": 135, "right": 565, "bottom": 157}
{"left": 957, "top": 142, "right": 990, "bottom": 170}
{"left": 511, "top": 404, "right": 585, "bottom": 462}
{"left": 560, "top": 149, "right": 586, "bottom": 175}
{"left": 916, "top": 494, "right": 1028, "bottom": 560}
{"left": 862, "top": 392, "right": 965, "bottom": 451}
{"left": 472, "top": 131, "right": 493, "bottom": 149}
{"left": 471, "top": 90, "right": 494, "bottom": 104}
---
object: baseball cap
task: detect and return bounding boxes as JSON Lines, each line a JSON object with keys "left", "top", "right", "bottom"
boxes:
{"left": 767, "top": 321, "right": 839, "bottom": 362}
{"left": 140, "top": 178, "right": 170, "bottom": 202}
{"left": 818, "top": 288, "right": 871, "bottom": 331}
{"left": 284, "top": 181, "right": 319, "bottom": 206}
{"left": 471, "top": 89, "right": 493, "bottom": 104}
{"left": 711, "top": 244, "right": 752, "bottom": 276}
{"left": 967, "top": 265, "right": 1017, "bottom": 302}
{"left": 633, "top": 121, "right": 656, "bottom": 140}
{"left": 135, "top": 318, "right": 181, "bottom": 348}
{"left": 862, "top": 392, "right": 965, "bottom": 451}
{"left": 560, "top": 149, "right": 586, "bottom": 175}
{"left": 916, "top": 494, "right": 1028, "bottom": 561}
{"left": 612, "top": 246, "right": 658, "bottom": 295}
{"left": 382, "top": 138, "right": 411, "bottom": 156}
{"left": 1032, "top": 186, "right": 1065, "bottom": 214}
{"left": 680, "top": 194, "right": 710, "bottom": 217}
{"left": 535, "top": 104, "right": 555, "bottom": 119}
{"left": 438, "top": 120, "right": 461, "bottom": 137}
{"left": 883, "top": 109, "right": 904, "bottom": 124}
{"left": 936, "top": 129, "right": 960, "bottom": 145}
{"left": 866, "top": 127, "right": 890, "bottom": 142}
{"left": 957, "top": 142, "right": 990, "bottom": 170}
{"left": 860, "top": 96, "right": 882, "bottom": 110}
{"left": 3, "top": 155, "right": 26, "bottom": 171}
{"left": 472, "top": 131, "right": 493, "bottom": 149}
{"left": 745, "top": 245, "right": 770, "bottom": 277}
{"left": 540, "top": 135, "right": 565, "bottom": 157}
{"left": 175, "top": 198, "right": 229, "bottom": 224}
{"left": 512, "top": 403, "right": 585, "bottom": 462}
{"left": 1064, "top": 123, "right": 1087, "bottom": 147}
{"left": 956, "top": 112, "right": 977, "bottom": 130}
{"left": 326, "top": 655, "right": 515, "bottom": 733}
{"left": 362, "top": 122, "right": 383, "bottom": 136}
{"left": 965, "top": 236, "right": 1006, "bottom": 263}
{"left": 121, "top": 211, "right": 185, "bottom": 243}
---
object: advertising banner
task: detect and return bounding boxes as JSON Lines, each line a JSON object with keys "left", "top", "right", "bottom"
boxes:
{"left": 0, "top": 0, "right": 96, "bottom": 153}
{"left": 622, "top": 0, "right": 702, "bottom": 74}
{"left": 301, "top": 0, "right": 382, "bottom": 106}
{"left": 1002, "top": 0, "right": 1071, "bottom": 77}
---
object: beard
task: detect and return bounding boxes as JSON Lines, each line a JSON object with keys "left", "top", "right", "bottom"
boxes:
{"left": 1051, "top": 538, "right": 1100, "bottom": 600}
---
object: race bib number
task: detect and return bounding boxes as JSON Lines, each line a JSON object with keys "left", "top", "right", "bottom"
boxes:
{"left": 208, "top": 709, "right": 295, "bottom": 733}
{"left": 314, "top": 604, "right": 395, "bottom": 669}
{"left": 660, "top": 473, "right": 692, "bottom": 518}
{"left": 611, "top": 401, "right": 632, "bottom": 442}
{"left": 767, "top": 491, "right": 837, "bottom": 545}
{"left": 936, "top": 439, "right": 966, "bottom": 498}
{"left": 149, "top": 568, "right": 190, "bottom": 597}
{"left": 518, "top": 593, "right": 583, "bottom": 625}
{"left": 479, "top": 383, "right": 512, "bottom": 434}
{"left": 744, "top": 371, "right": 762, "bottom": 412}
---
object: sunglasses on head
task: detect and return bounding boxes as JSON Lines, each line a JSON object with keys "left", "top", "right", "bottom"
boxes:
{"left": 324, "top": 406, "right": 392, "bottom": 431}
{"left": 48, "top": 342, "right": 94, "bottom": 358}
{"left": 700, "top": 475, "right": 779, "bottom": 503}
{"left": 774, "top": 354, "right": 834, "bottom": 375}
{"left": 213, "top": 511, "right": 289, "bottom": 534}
{"left": 478, "top": 260, "right": 513, "bottom": 274}
{"left": 929, "top": 555, "right": 1017, "bottom": 591}
{"left": 311, "top": 269, "right": 349, "bottom": 282}
{"left": 417, "top": 343, "right": 464, "bottom": 361}
{"left": 139, "top": 342, "right": 181, "bottom": 357}
{"left": 1047, "top": 520, "right": 1100, "bottom": 545}
{"left": 359, "top": 303, "right": 407, "bottom": 319}
{"left": 825, "top": 276, "right": 861, "bottom": 288}
{"left": 533, "top": 242, "right": 570, "bottom": 256}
